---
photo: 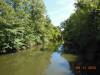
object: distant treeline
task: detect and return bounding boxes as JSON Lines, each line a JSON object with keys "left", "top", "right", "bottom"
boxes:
{"left": 60, "top": 0, "right": 100, "bottom": 73}
{"left": 0, "top": 0, "right": 61, "bottom": 54}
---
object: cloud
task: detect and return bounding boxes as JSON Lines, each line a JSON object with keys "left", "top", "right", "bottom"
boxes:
{"left": 49, "top": 4, "right": 75, "bottom": 16}
{"left": 44, "top": 0, "right": 76, "bottom": 26}
{"left": 56, "top": 0, "right": 74, "bottom": 6}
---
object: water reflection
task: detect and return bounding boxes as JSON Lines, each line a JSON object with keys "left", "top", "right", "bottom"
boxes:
{"left": 57, "top": 45, "right": 64, "bottom": 53}
{"left": 46, "top": 52, "right": 74, "bottom": 75}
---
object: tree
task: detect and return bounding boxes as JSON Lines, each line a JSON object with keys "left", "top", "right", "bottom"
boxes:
{"left": 0, "top": 0, "right": 61, "bottom": 54}
{"left": 60, "top": 0, "right": 100, "bottom": 69}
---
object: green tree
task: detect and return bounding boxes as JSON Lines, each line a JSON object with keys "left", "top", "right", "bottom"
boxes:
{"left": 60, "top": 0, "right": 100, "bottom": 67}
{"left": 0, "top": 0, "right": 61, "bottom": 54}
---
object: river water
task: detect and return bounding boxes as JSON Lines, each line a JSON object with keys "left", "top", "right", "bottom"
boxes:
{"left": 46, "top": 45, "right": 74, "bottom": 75}
{"left": 0, "top": 44, "right": 74, "bottom": 75}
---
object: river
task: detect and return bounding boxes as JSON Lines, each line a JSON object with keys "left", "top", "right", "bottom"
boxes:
{"left": 46, "top": 45, "right": 74, "bottom": 75}
{"left": 0, "top": 44, "right": 75, "bottom": 75}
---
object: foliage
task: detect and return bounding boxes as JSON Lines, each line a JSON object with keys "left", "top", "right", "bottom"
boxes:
{"left": 61, "top": 0, "right": 100, "bottom": 52}
{"left": 0, "top": 0, "right": 61, "bottom": 53}
{"left": 60, "top": 0, "right": 100, "bottom": 69}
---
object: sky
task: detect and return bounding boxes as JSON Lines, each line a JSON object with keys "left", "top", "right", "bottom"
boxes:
{"left": 44, "top": 0, "right": 76, "bottom": 26}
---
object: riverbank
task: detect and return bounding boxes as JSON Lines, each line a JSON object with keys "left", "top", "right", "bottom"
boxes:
{"left": 62, "top": 53, "right": 78, "bottom": 73}
{"left": 62, "top": 54, "right": 78, "bottom": 62}
{"left": 0, "top": 42, "right": 61, "bottom": 55}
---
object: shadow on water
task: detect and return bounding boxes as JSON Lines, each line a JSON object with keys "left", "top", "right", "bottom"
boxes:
{"left": 45, "top": 45, "right": 74, "bottom": 75}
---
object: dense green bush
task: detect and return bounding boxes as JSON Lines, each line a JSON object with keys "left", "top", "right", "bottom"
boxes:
{"left": 61, "top": 0, "right": 100, "bottom": 51}
{"left": 0, "top": 0, "right": 61, "bottom": 53}
{"left": 60, "top": 0, "right": 100, "bottom": 68}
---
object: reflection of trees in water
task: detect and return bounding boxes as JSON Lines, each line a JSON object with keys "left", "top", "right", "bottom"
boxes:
{"left": 46, "top": 52, "right": 74, "bottom": 75}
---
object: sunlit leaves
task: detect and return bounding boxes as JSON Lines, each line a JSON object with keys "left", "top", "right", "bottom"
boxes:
{"left": 0, "top": 0, "right": 61, "bottom": 53}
